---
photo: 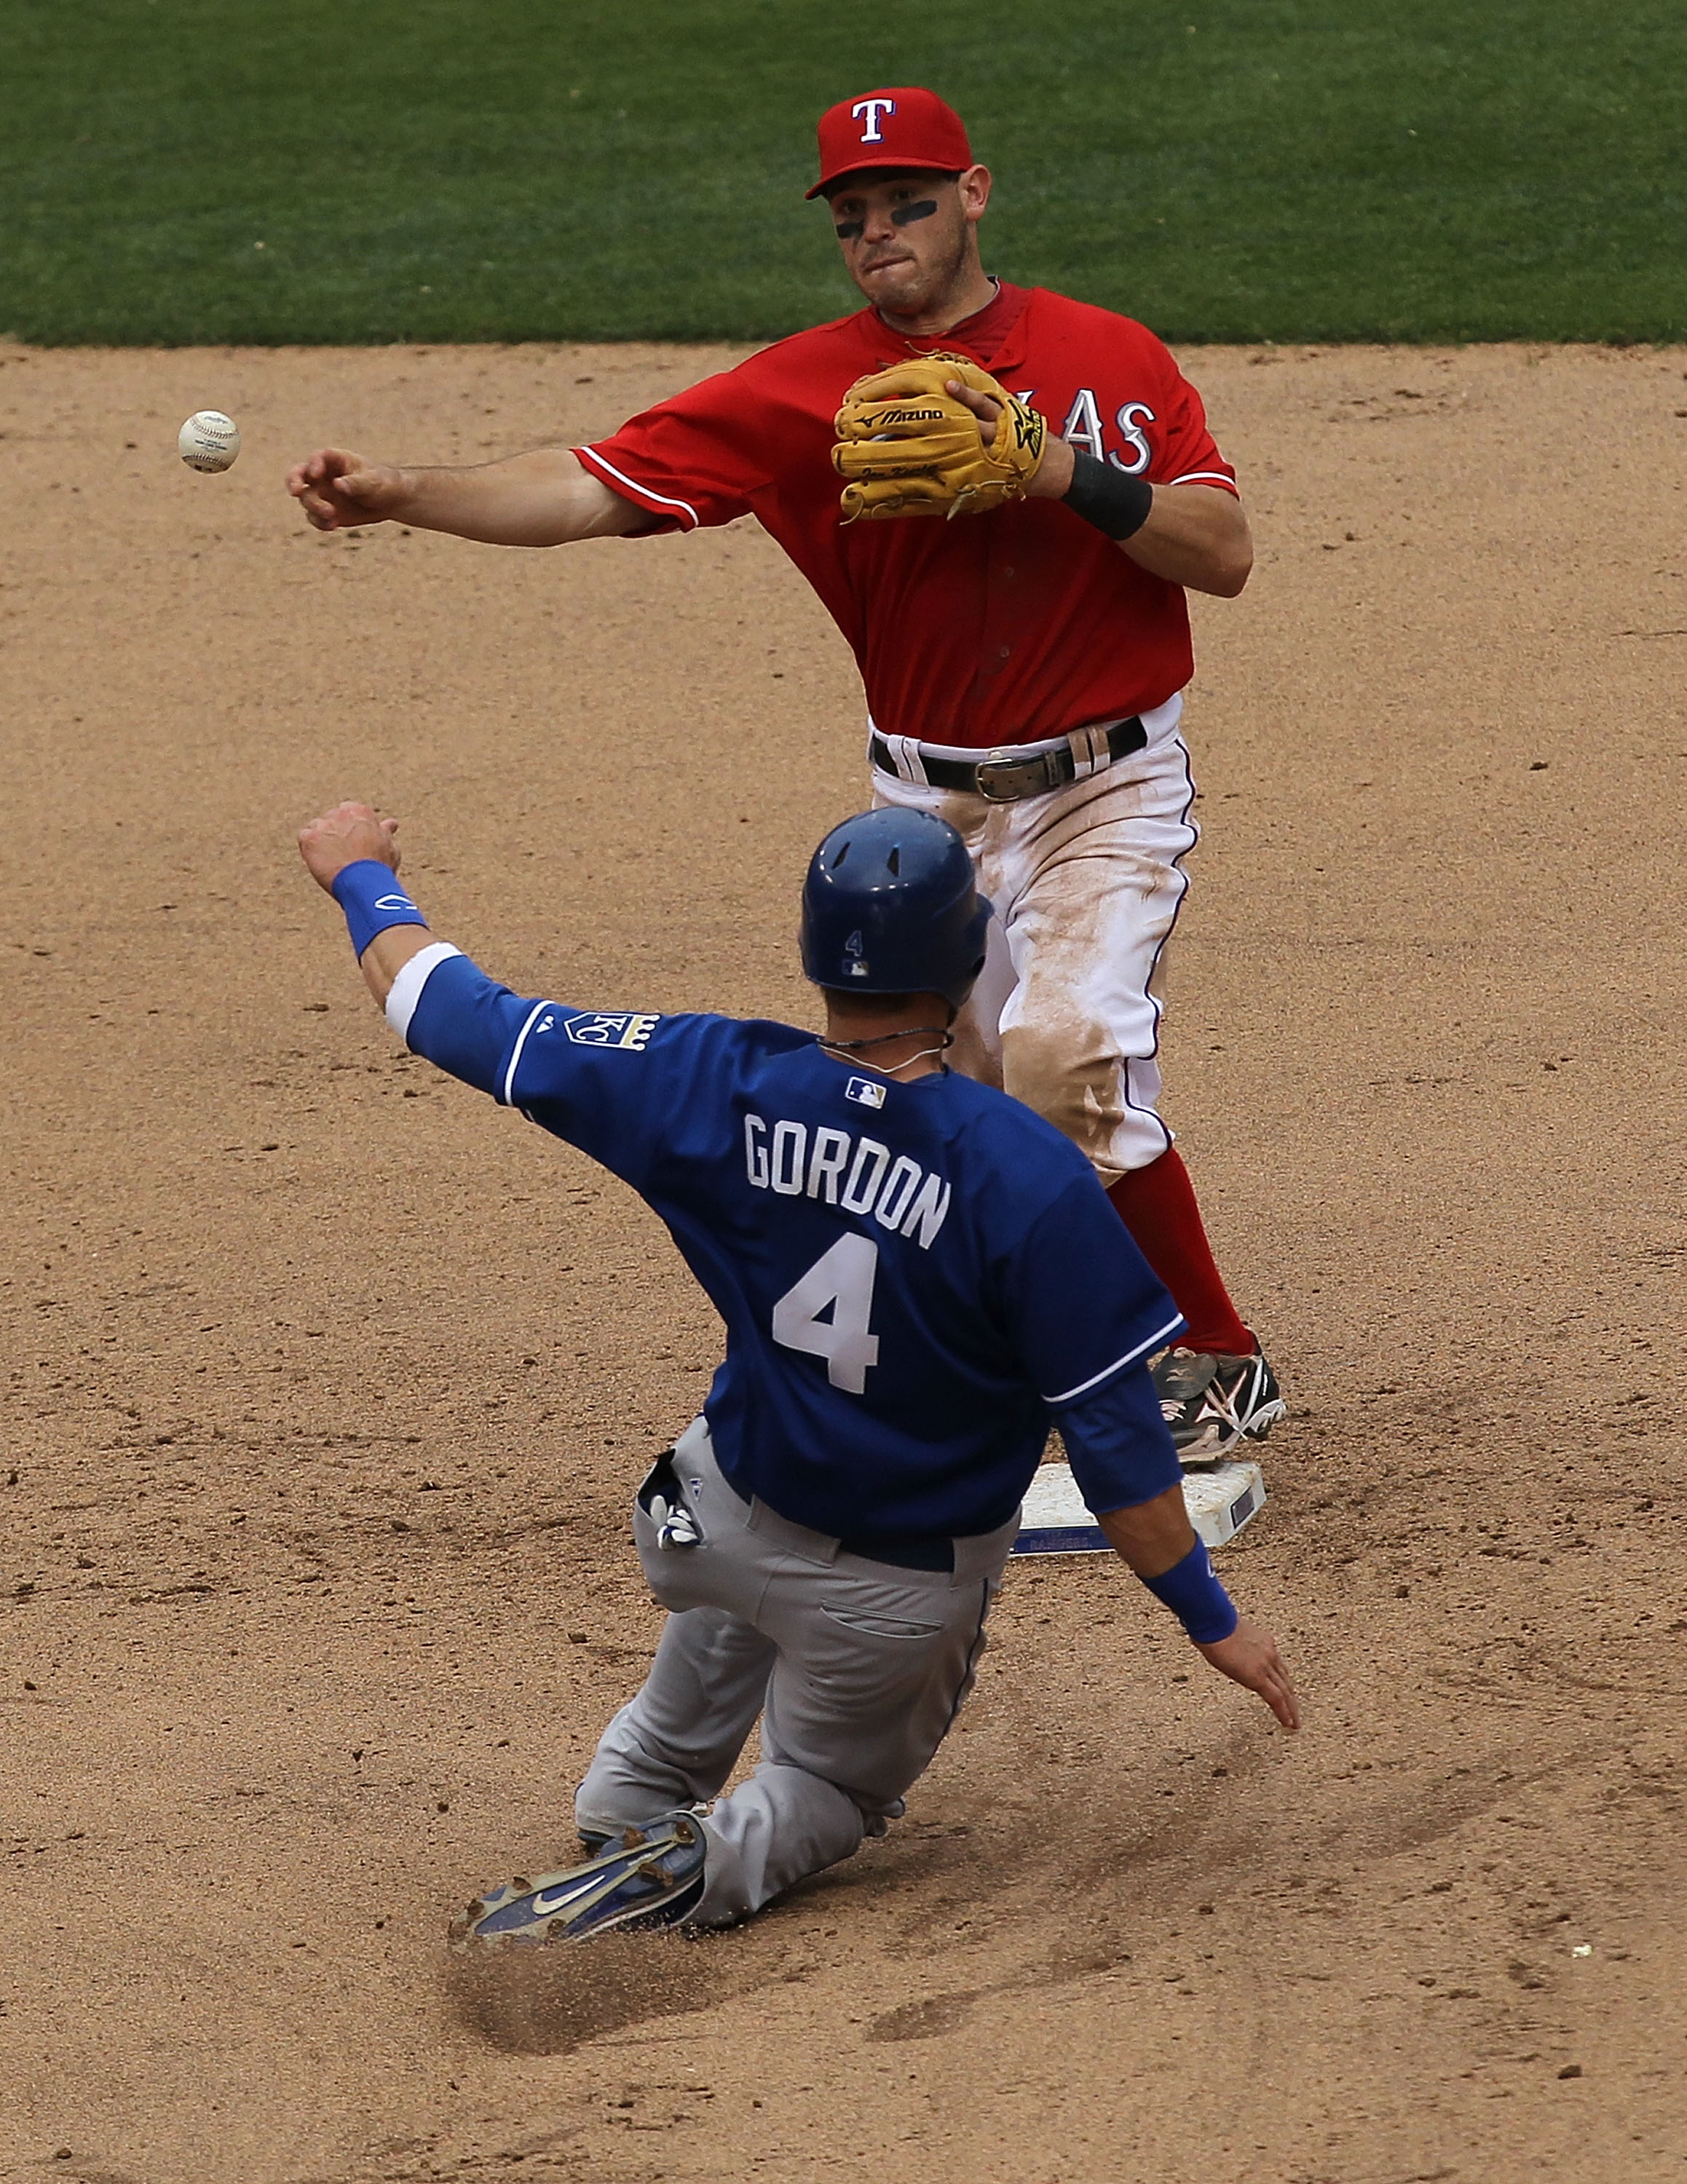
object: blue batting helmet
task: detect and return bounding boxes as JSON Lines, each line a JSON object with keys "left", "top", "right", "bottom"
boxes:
{"left": 799, "top": 808, "right": 992, "bottom": 1010}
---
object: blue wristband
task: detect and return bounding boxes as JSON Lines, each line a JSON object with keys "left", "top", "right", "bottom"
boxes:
{"left": 1139, "top": 1538, "right": 1238, "bottom": 1645}
{"left": 330, "top": 859, "right": 430, "bottom": 959}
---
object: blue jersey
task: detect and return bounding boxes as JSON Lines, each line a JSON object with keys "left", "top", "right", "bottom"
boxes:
{"left": 390, "top": 943, "right": 1185, "bottom": 1541}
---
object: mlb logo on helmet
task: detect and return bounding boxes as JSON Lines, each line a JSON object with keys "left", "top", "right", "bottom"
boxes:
{"left": 806, "top": 87, "right": 973, "bottom": 198}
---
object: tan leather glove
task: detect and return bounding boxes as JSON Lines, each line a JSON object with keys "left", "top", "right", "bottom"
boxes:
{"left": 831, "top": 352, "right": 1048, "bottom": 523}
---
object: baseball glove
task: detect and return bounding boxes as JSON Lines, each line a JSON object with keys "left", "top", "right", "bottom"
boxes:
{"left": 832, "top": 352, "right": 1048, "bottom": 523}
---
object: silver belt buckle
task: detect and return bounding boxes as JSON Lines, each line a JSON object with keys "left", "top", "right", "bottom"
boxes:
{"left": 973, "top": 746, "right": 1059, "bottom": 803}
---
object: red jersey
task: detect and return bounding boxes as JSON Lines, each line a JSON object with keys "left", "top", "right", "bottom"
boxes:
{"left": 576, "top": 283, "right": 1237, "bottom": 750}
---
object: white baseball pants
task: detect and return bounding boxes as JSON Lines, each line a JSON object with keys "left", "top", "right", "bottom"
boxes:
{"left": 574, "top": 1417, "right": 1016, "bottom": 1926}
{"left": 869, "top": 698, "right": 1198, "bottom": 1183}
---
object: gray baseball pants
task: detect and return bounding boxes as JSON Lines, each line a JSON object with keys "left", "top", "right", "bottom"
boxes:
{"left": 574, "top": 1416, "right": 1018, "bottom": 1926}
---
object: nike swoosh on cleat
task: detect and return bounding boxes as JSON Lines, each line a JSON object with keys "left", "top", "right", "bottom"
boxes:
{"left": 524, "top": 1876, "right": 607, "bottom": 1919}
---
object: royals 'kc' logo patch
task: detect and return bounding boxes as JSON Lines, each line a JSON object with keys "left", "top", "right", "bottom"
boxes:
{"left": 562, "top": 1011, "right": 660, "bottom": 1051}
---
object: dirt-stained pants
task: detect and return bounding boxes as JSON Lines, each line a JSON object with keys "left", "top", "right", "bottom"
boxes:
{"left": 869, "top": 697, "right": 1198, "bottom": 1184}
{"left": 574, "top": 1417, "right": 1016, "bottom": 1927}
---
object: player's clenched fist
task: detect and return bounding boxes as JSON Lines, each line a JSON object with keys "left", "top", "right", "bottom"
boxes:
{"left": 298, "top": 800, "right": 401, "bottom": 890}
{"left": 287, "top": 448, "right": 411, "bottom": 531}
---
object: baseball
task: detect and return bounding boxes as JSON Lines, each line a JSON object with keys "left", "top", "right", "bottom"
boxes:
{"left": 178, "top": 410, "right": 241, "bottom": 472}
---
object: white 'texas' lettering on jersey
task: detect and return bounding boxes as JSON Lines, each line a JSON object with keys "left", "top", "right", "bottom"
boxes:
{"left": 1060, "top": 387, "right": 1107, "bottom": 462}
{"left": 743, "top": 1112, "right": 952, "bottom": 1249}
{"left": 1110, "top": 400, "right": 1155, "bottom": 475}
{"left": 1057, "top": 387, "right": 1158, "bottom": 474}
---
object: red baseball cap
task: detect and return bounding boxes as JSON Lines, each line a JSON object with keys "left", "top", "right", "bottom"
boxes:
{"left": 806, "top": 87, "right": 973, "bottom": 199}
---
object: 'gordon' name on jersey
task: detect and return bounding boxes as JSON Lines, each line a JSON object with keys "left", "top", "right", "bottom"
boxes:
{"left": 743, "top": 1109, "right": 951, "bottom": 1249}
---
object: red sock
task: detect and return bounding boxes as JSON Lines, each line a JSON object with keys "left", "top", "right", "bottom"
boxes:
{"left": 1106, "top": 1146, "right": 1253, "bottom": 1356}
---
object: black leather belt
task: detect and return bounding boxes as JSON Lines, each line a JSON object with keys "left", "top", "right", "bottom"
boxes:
{"left": 837, "top": 1532, "right": 955, "bottom": 1572}
{"left": 869, "top": 716, "right": 1147, "bottom": 804}
{"left": 716, "top": 1464, "right": 957, "bottom": 1572}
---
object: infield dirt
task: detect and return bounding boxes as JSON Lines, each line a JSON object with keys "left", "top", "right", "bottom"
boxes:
{"left": 2, "top": 341, "right": 1685, "bottom": 2184}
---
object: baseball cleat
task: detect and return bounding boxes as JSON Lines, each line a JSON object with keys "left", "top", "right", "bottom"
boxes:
{"left": 450, "top": 1810, "right": 708, "bottom": 1947}
{"left": 1153, "top": 1346, "right": 1286, "bottom": 1465}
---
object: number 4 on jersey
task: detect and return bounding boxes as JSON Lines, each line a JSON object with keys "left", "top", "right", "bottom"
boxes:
{"left": 770, "top": 1233, "right": 880, "bottom": 1393}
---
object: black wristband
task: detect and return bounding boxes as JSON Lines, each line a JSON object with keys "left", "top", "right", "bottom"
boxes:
{"left": 1062, "top": 447, "right": 1154, "bottom": 540}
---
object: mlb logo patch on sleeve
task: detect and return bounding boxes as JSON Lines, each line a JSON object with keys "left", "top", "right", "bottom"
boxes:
{"left": 845, "top": 1076, "right": 887, "bottom": 1109}
{"left": 563, "top": 1012, "right": 660, "bottom": 1051}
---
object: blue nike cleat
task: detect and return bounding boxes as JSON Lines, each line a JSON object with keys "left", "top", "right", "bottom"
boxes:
{"left": 450, "top": 1810, "right": 708, "bottom": 1947}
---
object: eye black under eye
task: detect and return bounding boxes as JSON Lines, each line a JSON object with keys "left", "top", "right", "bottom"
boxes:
{"left": 890, "top": 199, "right": 938, "bottom": 228}
{"left": 834, "top": 218, "right": 865, "bottom": 240}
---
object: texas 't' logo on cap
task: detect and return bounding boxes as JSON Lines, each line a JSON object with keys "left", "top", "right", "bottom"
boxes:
{"left": 807, "top": 87, "right": 974, "bottom": 199}
{"left": 851, "top": 97, "right": 896, "bottom": 143}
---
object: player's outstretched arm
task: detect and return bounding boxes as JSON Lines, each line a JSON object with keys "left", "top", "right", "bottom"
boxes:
{"left": 299, "top": 802, "right": 673, "bottom": 1189}
{"left": 298, "top": 801, "right": 435, "bottom": 1007}
{"left": 1098, "top": 1484, "right": 1300, "bottom": 1731}
{"left": 1019, "top": 1210, "right": 1297, "bottom": 1730}
{"left": 286, "top": 446, "right": 644, "bottom": 545}
{"left": 299, "top": 799, "right": 599, "bottom": 1120}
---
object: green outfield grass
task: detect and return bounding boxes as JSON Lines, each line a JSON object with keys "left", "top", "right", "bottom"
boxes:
{"left": 3, "top": 0, "right": 1682, "bottom": 346}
